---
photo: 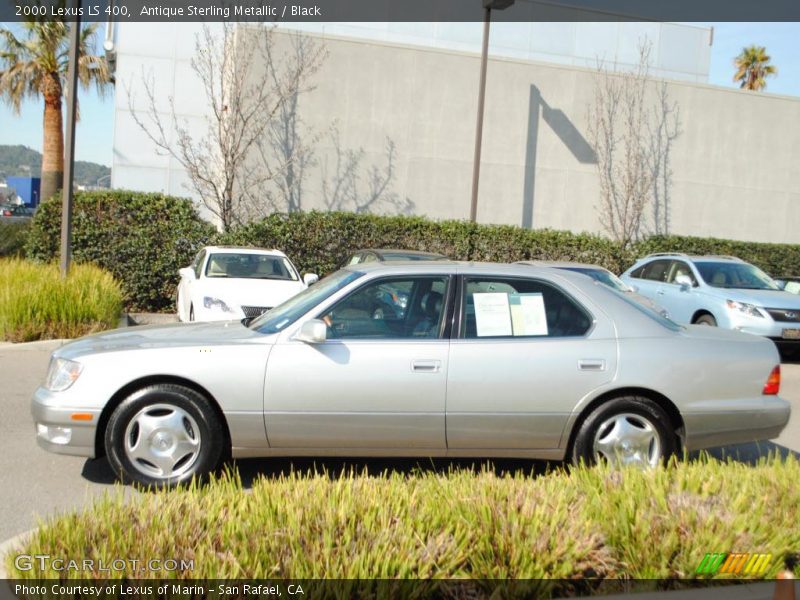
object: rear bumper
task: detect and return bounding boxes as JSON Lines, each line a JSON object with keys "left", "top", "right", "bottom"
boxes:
{"left": 683, "top": 395, "right": 791, "bottom": 451}
{"left": 31, "top": 387, "right": 100, "bottom": 458}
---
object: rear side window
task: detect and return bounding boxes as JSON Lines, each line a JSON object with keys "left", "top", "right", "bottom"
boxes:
{"left": 639, "top": 260, "right": 671, "bottom": 282}
{"left": 462, "top": 277, "right": 592, "bottom": 339}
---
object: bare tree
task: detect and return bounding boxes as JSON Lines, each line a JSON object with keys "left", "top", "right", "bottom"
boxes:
{"left": 587, "top": 42, "right": 680, "bottom": 246}
{"left": 320, "top": 126, "right": 413, "bottom": 214}
{"left": 647, "top": 80, "right": 681, "bottom": 236}
{"left": 127, "top": 24, "right": 325, "bottom": 231}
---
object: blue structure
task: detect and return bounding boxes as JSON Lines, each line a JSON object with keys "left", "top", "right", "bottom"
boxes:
{"left": 6, "top": 176, "right": 41, "bottom": 207}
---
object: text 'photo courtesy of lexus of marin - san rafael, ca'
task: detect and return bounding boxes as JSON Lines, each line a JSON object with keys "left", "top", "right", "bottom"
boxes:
{"left": 32, "top": 262, "right": 789, "bottom": 487}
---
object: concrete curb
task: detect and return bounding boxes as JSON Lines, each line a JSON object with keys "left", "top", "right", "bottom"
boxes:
{"left": 0, "top": 529, "right": 35, "bottom": 579}
{"left": 0, "top": 339, "right": 67, "bottom": 351}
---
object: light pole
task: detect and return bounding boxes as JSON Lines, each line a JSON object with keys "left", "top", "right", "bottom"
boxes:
{"left": 469, "top": 0, "right": 515, "bottom": 223}
{"left": 60, "top": 0, "right": 81, "bottom": 278}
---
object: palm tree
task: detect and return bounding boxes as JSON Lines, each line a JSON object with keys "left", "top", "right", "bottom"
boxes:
{"left": 0, "top": 21, "right": 110, "bottom": 202}
{"left": 733, "top": 45, "right": 777, "bottom": 91}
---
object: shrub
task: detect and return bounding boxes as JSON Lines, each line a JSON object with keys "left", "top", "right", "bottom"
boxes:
{"left": 26, "top": 191, "right": 216, "bottom": 312}
{"left": 6, "top": 456, "right": 799, "bottom": 584}
{"left": 0, "top": 259, "right": 123, "bottom": 342}
{"left": 0, "top": 219, "right": 31, "bottom": 257}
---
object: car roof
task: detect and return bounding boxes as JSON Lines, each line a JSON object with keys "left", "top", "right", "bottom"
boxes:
{"left": 342, "top": 260, "right": 602, "bottom": 280}
{"left": 517, "top": 260, "right": 610, "bottom": 271}
{"left": 354, "top": 249, "right": 447, "bottom": 258}
{"left": 203, "top": 245, "right": 287, "bottom": 257}
{"left": 637, "top": 253, "right": 744, "bottom": 263}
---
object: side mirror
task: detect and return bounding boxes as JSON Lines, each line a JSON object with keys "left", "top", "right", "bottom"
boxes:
{"left": 774, "top": 279, "right": 786, "bottom": 290}
{"left": 628, "top": 284, "right": 638, "bottom": 293}
{"left": 295, "top": 319, "right": 327, "bottom": 344}
{"left": 674, "top": 274, "right": 693, "bottom": 290}
{"left": 303, "top": 273, "right": 319, "bottom": 286}
{"left": 179, "top": 267, "right": 196, "bottom": 280}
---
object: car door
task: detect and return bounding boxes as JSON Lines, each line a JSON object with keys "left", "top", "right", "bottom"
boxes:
{"left": 446, "top": 275, "right": 617, "bottom": 449}
{"left": 263, "top": 275, "right": 452, "bottom": 449}
{"left": 629, "top": 259, "right": 671, "bottom": 303}
{"left": 656, "top": 260, "right": 699, "bottom": 323}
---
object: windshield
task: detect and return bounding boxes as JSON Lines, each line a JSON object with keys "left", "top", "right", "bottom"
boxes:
{"left": 694, "top": 261, "right": 780, "bottom": 290}
{"left": 249, "top": 270, "right": 363, "bottom": 333}
{"left": 560, "top": 267, "right": 631, "bottom": 292}
{"left": 206, "top": 253, "right": 299, "bottom": 281}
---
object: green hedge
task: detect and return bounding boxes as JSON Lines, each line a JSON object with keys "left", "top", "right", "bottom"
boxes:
{"left": 23, "top": 194, "right": 800, "bottom": 313}
{"left": 26, "top": 191, "right": 216, "bottom": 312}
{"left": 634, "top": 235, "right": 800, "bottom": 278}
{"left": 220, "top": 212, "right": 631, "bottom": 277}
{"left": 0, "top": 220, "right": 30, "bottom": 257}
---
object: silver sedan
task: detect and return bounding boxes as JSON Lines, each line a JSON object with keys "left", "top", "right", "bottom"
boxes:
{"left": 32, "top": 262, "right": 790, "bottom": 486}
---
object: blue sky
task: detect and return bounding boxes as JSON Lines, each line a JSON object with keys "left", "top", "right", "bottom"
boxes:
{"left": 0, "top": 22, "right": 799, "bottom": 167}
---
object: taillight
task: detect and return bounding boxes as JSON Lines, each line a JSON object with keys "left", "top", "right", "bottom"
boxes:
{"left": 763, "top": 365, "right": 781, "bottom": 395}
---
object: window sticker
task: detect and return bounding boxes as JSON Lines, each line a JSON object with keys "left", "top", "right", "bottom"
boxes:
{"left": 473, "top": 293, "right": 513, "bottom": 337}
{"left": 509, "top": 293, "right": 548, "bottom": 336}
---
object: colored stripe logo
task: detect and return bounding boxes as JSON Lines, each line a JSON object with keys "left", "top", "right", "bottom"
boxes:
{"left": 696, "top": 553, "right": 772, "bottom": 575}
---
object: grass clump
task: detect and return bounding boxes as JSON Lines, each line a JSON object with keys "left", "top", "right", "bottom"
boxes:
{"left": 0, "top": 258, "right": 123, "bottom": 342}
{"left": 6, "top": 455, "right": 800, "bottom": 586}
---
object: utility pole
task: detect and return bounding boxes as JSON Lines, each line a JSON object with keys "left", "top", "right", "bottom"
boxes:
{"left": 60, "top": 1, "right": 81, "bottom": 278}
{"left": 469, "top": 0, "right": 515, "bottom": 223}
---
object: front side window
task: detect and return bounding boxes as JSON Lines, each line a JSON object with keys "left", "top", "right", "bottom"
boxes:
{"left": 205, "top": 253, "right": 299, "bottom": 281}
{"left": 250, "top": 270, "right": 363, "bottom": 334}
{"left": 667, "top": 261, "right": 697, "bottom": 286}
{"left": 694, "top": 261, "right": 780, "bottom": 290}
{"left": 462, "top": 277, "right": 592, "bottom": 339}
{"left": 320, "top": 276, "right": 449, "bottom": 340}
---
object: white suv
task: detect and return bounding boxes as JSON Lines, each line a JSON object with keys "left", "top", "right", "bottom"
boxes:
{"left": 620, "top": 253, "right": 800, "bottom": 352}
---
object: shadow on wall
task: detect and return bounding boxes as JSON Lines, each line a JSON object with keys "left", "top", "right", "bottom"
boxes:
{"left": 522, "top": 84, "right": 597, "bottom": 229}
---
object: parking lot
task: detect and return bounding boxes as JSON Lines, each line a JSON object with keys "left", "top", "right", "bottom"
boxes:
{"left": 2, "top": 339, "right": 799, "bottom": 543}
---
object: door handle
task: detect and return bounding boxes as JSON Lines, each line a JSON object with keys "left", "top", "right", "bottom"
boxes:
{"left": 578, "top": 359, "right": 605, "bottom": 371}
{"left": 656, "top": 289, "right": 665, "bottom": 295}
{"left": 412, "top": 360, "right": 441, "bottom": 373}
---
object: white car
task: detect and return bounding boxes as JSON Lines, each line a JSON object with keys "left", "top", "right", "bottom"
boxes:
{"left": 176, "top": 246, "right": 318, "bottom": 322}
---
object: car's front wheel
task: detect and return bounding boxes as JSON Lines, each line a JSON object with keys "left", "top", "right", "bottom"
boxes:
{"left": 694, "top": 313, "right": 717, "bottom": 326}
{"left": 571, "top": 396, "right": 677, "bottom": 469}
{"left": 105, "top": 384, "right": 224, "bottom": 487}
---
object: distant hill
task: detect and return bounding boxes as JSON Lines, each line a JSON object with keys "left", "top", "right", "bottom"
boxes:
{"left": 0, "top": 145, "right": 110, "bottom": 188}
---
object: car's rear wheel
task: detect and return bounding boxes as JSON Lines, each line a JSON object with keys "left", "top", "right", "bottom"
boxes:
{"left": 694, "top": 313, "right": 717, "bottom": 326}
{"left": 571, "top": 396, "right": 677, "bottom": 469}
{"left": 105, "top": 384, "right": 224, "bottom": 487}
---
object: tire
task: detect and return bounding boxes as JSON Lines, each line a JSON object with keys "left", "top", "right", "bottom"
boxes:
{"left": 694, "top": 313, "right": 717, "bottom": 326}
{"left": 189, "top": 305, "right": 195, "bottom": 322}
{"left": 571, "top": 396, "right": 677, "bottom": 469}
{"left": 105, "top": 384, "right": 225, "bottom": 488}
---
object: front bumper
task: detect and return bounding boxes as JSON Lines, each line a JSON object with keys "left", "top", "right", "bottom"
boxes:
{"left": 683, "top": 395, "right": 791, "bottom": 451}
{"left": 31, "top": 387, "right": 100, "bottom": 457}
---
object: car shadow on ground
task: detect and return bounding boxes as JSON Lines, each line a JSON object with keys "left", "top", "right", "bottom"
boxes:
{"left": 80, "top": 442, "right": 799, "bottom": 489}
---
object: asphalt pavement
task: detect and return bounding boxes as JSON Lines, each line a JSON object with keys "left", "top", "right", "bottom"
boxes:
{"left": 1, "top": 339, "right": 799, "bottom": 542}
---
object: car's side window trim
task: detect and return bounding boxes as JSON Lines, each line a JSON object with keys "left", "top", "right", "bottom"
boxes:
{"left": 456, "top": 275, "right": 595, "bottom": 341}
{"left": 313, "top": 274, "right": 455, "bottom": 342}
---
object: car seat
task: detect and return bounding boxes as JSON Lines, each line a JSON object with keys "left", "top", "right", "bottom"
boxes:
{"left": 412, "top": 291, "right": 443, "bottom": 337}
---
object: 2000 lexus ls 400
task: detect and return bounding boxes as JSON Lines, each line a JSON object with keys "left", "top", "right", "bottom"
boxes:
{"left": 33, "top": 263, "right": 790, "bottom": 486}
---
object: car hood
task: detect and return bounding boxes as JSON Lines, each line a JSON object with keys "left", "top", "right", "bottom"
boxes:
{"left": 719, "top": 288, "right": 800, "bottom": 309}
{"left": 56, "top": 321, "right": 274, "bottom": 360}
{"left": 196, "top": 278, "right": 305, "bottom": 307}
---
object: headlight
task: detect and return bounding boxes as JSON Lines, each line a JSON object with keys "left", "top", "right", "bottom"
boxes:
{"left": 44, "top": 357, "right": 83, "bottom": 392}
{"left": 203, "top": 296, "right": 233, "bottom": 312}
{"left": 726, "top": 300, "right": 764, "bottom": 318}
